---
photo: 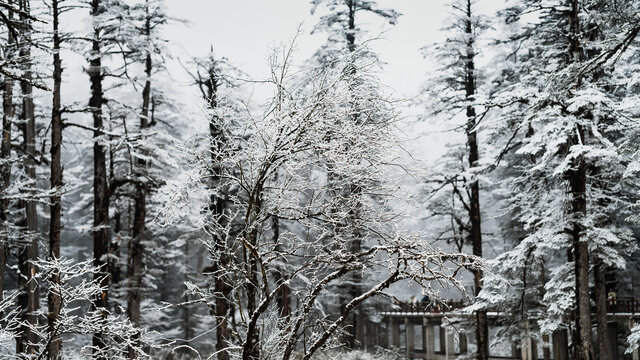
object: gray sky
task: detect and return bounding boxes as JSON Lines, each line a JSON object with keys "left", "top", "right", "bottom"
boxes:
{"left": 157, "top": 1, "right": 457, "bottom": 164}
{"left": 163, "top": 1, "right": 448, "bottom": 100}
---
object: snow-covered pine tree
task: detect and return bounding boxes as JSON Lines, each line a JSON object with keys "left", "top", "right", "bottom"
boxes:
{"left": 185, "top": 48, "right": 240, "bottom": 360}
{"left": 474, "top": 1, "right": 640, "bottom": 359}
{"left": 117, "top": 1, "right": 172, "bottom": 355}
{"left": 420, "top": 0, "right": 490, "bottom": 357}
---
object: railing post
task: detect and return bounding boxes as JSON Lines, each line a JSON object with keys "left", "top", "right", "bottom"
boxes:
{"left": 390, "top": 317, "right": 400, "bottom": 347}
{"left": 442, "top": 321, "right": 454, "bottom": 359}
{"left": 423, "top": 318, "right": 434, "bottom": 356}
{"left": 406, "top": 318, "right": 415, "bottom": 358}
{"left": 459, "top": 331, "right": 468, "bottom": 354}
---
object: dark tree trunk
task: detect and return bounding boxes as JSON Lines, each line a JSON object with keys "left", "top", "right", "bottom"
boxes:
{"left": 17, "top": 0, "right": 39, "bottom": 353}
{"left": 595, "top": 261, "right": 611, "bottom": 360}
{"left": 567, "top": 1, "right": 594, "bottom": 359}
{"left": 89, "top": 0, "right": 110, "bottom": 357}
{"left": 0, "top": 1, "right": 15, "bottom": 307}
{"left": 127, "top": 6, "right": 152, "bottom": 354}
{"left": 461, "top": 1, "right": 488, "bottom": 358}
{"left": 109, "top": 212, "right": 122, "bottom": 287}
{"left": 201, "top": 60, "right": 232, "bottom": 360}
{"left": 183, "top": 239, "right": 192, "bottom": 346}
{"left": 242, "top": 210, "right": 262, "bottom": 360}
{"left": 48, "top": 0, "right": 63, "bottom": 358}
{"left": 273, "top": 214, "right": 291, "bottom": 323}
{"left": 108, "top": 145, "right": 121, "bottom": 288}
{"left": 126, "top": 190, "right": 144, "bottom": 359}
{"left": 569, "top": 156, "right": 593, "bottom": 360}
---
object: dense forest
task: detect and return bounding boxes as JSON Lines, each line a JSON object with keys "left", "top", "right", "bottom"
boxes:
{"left": 0, "top": 0, "right": 639, "bottom": 359}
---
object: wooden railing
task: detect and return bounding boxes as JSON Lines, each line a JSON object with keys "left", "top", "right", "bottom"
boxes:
{"left": 386, "top": 298, "right": 640, "bottom": 315}
{"left": 607, "top": 298, "right": 640, "bottom": 314}
{"left": 391, "top": 299, "right": 467, "bottom": 313}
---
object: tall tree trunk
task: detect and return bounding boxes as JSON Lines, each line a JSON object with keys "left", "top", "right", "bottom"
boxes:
{"left": 570, "top": 161, "right": 592, "bottom": 360}
{"left": 569, "top": 153, "right": 593, "bottom": 360}
{"left": 341, "top": 0, "right": 362, "bottom": 348}
{"left": 594, "top": 261, "right": 611, "bottom": 360}
{"left": 89, "top": 0, "right": 110, "bottom": 357}
{"left": 17, "top": 0, "right": 39, "bottom": 354}
{"left": 127, "top": 188, "right": 144, "bottom": 359}
{"left": 567, "top": 1, "right": 594, "bottom": 359}
{"left": 109, "top": 212, "right": 122, "bottom": 287}
{"left": 0, "top": 1, "right": 15, "bottom": 307}
{"left": 127, "top": 7, "right": 152, "bottom": 354}
{"left": 462, "top": 1, "right": 488, "bottom": 358}
{"left": 48, "top": 0, "right": 63, "bottom": 358}
{"left": 203, "top": 62, "right": 232, "bottom": 360}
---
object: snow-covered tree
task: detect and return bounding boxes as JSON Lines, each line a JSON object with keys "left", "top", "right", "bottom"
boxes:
{"left": 308, "top": 0, "right": 401, "bottom": 348}
{"left": 159, "top": 38, "right": 483, "bottom": 360}
{"left": 419, "top": 0, "right": 491, "bottom": 357}
{"left": 473, "top": 1, "right": 640, "bottom": 359}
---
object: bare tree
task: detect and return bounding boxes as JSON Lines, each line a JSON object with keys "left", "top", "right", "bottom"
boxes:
{"left": 168, "top": 41, "right": 480, "bottom": 360}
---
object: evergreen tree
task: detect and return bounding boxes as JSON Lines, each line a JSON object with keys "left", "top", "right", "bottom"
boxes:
{"left": 475, "top": 1, "right": 640, "bottom": 359}
{"left": 420, "top": 0, "right": 490, "bottom": 357}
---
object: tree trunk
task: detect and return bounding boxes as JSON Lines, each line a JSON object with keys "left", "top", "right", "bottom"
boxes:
{"left": 127, "top": 7, "right": 152, "bottom": 354}
{"left": 595, "top": 261, "right": 611, "bottom": 360}
{"left": 462, "top": 1, "right": 488, "bottom": 358}
{"left": 183, "top": 238, "right": 191, "bottom": 346}
{"left": 48, "top": 0, "right": 63, "bottom": 358}
{"left": 243, "top": 206, "right": 262, "bottom": 360}
{"left": 108, "top": 145, "right": 121, "bottom": 289}
{"left": 569, "top": 156, "right": 593, "bottom": 360}
{"left": 89, "top": 0, "right": 110, "bottom": 356}
{"left": 0, "top": 1, "right": 16, "bottom": 308}
{"left": 17, "top": 1, "right": 39, "bottom": 354}
{"left": 126, "top": 190, "right": 144, "bottom": 359}
{"left": 273, "top": 214, "right": 291, "bottom": 324}
{"left": 109, "top": 212, "right": 122, "bottom": 287}
{"left": 203, "top": 61, "right": 232, "bottom": 360}
{"left": 567, "top": 1, "right": 594, "bottom": 359}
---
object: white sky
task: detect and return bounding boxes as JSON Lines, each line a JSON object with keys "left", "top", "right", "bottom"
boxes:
{"left": 162, "top": 1, "right": 448, "bottom": 100}
{"left": 155, "top": 0, "right": 462, "bottom": 166}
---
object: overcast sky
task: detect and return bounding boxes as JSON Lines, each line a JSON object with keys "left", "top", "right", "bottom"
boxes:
{"left": 162, "top": 1, "right": 449, "bottom": 99}
{"left": 152, "top": 1, "right": 460, "bottom": 165}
